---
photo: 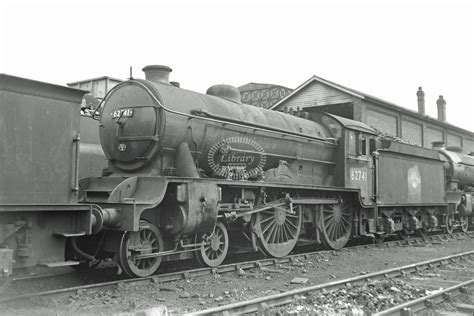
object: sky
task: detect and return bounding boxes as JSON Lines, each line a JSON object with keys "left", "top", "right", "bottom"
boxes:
{"left": 1, "top": 0, "right": 473, "bottom": 131}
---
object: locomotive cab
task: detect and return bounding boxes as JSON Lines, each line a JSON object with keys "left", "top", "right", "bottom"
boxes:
{"left": 342, "top": 125, "right": 376, "bottom": 204}
{"left": 311, "top": 113, "right": 377, "bottom": 205}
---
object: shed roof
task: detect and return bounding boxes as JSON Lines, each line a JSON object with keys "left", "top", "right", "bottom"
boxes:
{"left": 269, "top": 75, "right": 474, "bottom": 135}
{"left": 67, "top": 76, "right": 123, "bottom": 86}
{"left": 238, "top": 82, "right": 292, "bottom": 91}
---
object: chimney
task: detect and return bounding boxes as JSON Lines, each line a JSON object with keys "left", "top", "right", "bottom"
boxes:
{"left": 142, "top": 65, "right": 172, "bottom": 84}
{"left": 432, "top": 141, "right": 445, "bottom": 149}
{"left": 416, "top": 87, "right": 425, "bottom": 115}
{"left": 436, "top": 95, "right": 446, "bottom": 122}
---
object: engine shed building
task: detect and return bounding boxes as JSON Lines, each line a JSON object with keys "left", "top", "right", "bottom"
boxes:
{"left": 269, "top": 76, "right": 474, "bottom": 154}
{"left": 67, "top": 76, "right": 122, "bottom": 100}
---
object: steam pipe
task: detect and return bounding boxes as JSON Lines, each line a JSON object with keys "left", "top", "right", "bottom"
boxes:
{"left": 71, "top": 237, "right": 95, "bottom": 261}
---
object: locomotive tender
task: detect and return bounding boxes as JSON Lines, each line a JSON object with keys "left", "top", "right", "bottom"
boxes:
{"left": 1, "top": 67, "right": 473, "bottom": 280}
{"left": 0, "top": 74, "right": 93, "bottom": 277}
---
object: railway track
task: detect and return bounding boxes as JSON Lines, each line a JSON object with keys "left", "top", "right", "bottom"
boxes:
{"left": 193, "top": 244, "right": 474, "bottom": 315}
{"left": 375, "top": 280, "right": 474, "bottom": 315}
{"left": 0, "top": 231, "right": 470, "bottom": 306}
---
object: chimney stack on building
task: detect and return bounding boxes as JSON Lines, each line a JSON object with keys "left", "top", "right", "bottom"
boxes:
{"left": 436, "top": 95, "right": 446, "bottom": 122}
{"left": 416, "top": 87, "right": 425, "bottom": 115}
{"left": 432, "top": 141, "right": 445, "bottom": 149}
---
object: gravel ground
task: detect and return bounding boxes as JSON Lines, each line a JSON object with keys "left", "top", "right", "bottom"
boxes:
{"left": 1, "top": 235, "right": 472, "bottom": 315}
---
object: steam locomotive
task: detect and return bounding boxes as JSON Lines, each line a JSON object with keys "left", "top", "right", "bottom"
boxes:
{"left": 1, "top": 67, "right": 473, "bottom": 280}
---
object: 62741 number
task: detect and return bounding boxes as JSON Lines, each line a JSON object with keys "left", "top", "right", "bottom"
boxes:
{"left": 111, "top": 108, "right": 134, "bottom": 118}
{"left": 350, "top": 168, "right": 368, "bottom": 182}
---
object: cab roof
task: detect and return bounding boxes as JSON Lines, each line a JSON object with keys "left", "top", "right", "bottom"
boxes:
{"left": 324, "top": 112, "right": 377, "bottom": 135}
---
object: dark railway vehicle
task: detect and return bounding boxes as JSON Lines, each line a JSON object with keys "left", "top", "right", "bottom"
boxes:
{"left": 72, "top": 65, "right": 473, "bottom": 278}
{"left": 0, "top": 74, "right": 94, "bottom": 278}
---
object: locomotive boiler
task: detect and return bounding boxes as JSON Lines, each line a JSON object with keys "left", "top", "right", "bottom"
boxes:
{"left": 98, "top": 65, "right": 337, "bottom": 181}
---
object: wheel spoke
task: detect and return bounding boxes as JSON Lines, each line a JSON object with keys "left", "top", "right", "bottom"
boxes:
{"left": 262, "top": 220, "right": 276, "bottom": 235}
{"left": 264, "top": 222, "right": 277, "bottom": 242}
{"left": 282, "top": 223, "right": 291, "bottom": 241}
{"left": 277, "top": 226, "right": 284, "bottom": 243}
{"left": 327, "top": 218, "right": 336, "bottom": 238}
{"left": 274, "top": 225, "right": 282, "bottom": 244}
{"left": 336, "top": 223, "right": 343, "bottom": 240}
{"left": 286, "top": 219, "right": 298, "bottom": 231}
{"left": 260, "top": 215, "right": 275, "bottom": 224}
{"left": 340, "top": 215, "right": 350, "bottom": 226}
{"left": 324, "top": 213, "right": 334, "bottom": 222}
{"left": 269, "top": 224, "right": 278, "bottom": 244}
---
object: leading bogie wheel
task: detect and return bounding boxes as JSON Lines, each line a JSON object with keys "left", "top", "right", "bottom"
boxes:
{"left": 253, "top": 203, "right": 302, "bottom": 258}
{"left": 118, "top": 220, "right": 164, "bottom": 278}
{"left": 195, "top": 221, "right": 229, "bottom": 267}
{"left": 459, "top": 215, "right": 469, "bottom": 233}
{"left": 319, "top": 199, "right": 353, "bottom": 250}
{"left": 443, "top": 214, "right": 455, "bottom": 234}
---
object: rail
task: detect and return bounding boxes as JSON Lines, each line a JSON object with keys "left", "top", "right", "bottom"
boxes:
{"left": 1, "top": 231, "right": 471, "bottom": 306}
{"left": 193, "top": 246, "right": 474, "bottom": 315}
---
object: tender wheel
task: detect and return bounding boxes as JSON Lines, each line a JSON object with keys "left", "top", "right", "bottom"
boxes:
{"left": 374, "top": 233, "right": 385, "bottom": 244}
{"left": 319, "top": 199, "right": 353, "bottom": 250}
{"left": 253, "top": 203, "right": 302, "bottom": 258}
{"left": 416, "top": 228, "right": 429, "bottom": 238}
{"left": 397, "top": 229, "right": 410, "bottom": 240}
{"left": 459, "top": 215, "right": 469, "bottom": 233}
{"left": 443, "top": 214, "right": 455, "bottom": 234}
{"left": 118, "top": 220, "right": 164, "bottom": 278}
{"left": 195, "top": 221, "right": 229, "bottom": 267}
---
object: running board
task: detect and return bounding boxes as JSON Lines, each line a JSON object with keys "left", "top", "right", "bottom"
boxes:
{"left": 40, "top": 261, "right": 79, "bottom": 267}
{"left": 53, "top": 231, "right": 86, "bottom": 238}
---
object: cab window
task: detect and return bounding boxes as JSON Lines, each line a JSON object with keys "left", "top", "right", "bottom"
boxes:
{"left": 348, "top": 131, "right": 357, "bottom": 155}
{"left": 359, "top": 134, "right": 367, "bottom": 156}
{"left": 349, "top": 131, "right": 370, "bottom": 156}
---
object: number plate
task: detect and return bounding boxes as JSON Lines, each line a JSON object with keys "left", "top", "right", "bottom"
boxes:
{"left": 350, "top": 168, "right": 368, "bottom": 182}
{"left": 111, "top": 109, "right": 134, "bottom": 118}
